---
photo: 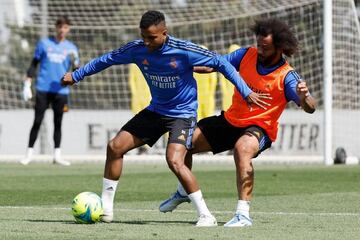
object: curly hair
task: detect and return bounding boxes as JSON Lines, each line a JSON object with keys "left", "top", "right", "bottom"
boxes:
{"left": 251, "top": 18, "right": 299, "bottom": 57}
{"left": 139, "top": 10, "right": 165, "bottom": 29}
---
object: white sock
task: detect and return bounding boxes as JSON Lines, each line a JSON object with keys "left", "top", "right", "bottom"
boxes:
{"left": 188, "top": 190, "right": 212, "bottom": 217}
{"left": 177, "top": 182, "right": 188, "bottom": 196}
{"left": 101, "top": 178, "right": 119, "bottom": 215}
{"left": 236, "top": 200, "right": 250, "bottom": 218}
{"left": 25, "top": 147, "right": 34, "bottom": 159}
{"left": 54, "top": 148, "right": 61, "bottom": 160}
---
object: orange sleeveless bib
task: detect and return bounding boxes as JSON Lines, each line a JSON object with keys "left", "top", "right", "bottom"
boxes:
{"left": 224, "top": 47, "right": 293, "bottom": 141}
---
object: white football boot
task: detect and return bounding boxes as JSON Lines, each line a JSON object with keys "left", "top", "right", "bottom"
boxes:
{"left": 195, "top": 214, "right": 218, "bottom": 227}
{"left": 20, "top": 157, "right": 32, "bottom": 165}
{"left": 20, "top": 148, "right": 33, "bottom": 165}
{"left": 159, "top": 191, "right": 190, "bottom": 212}
{"left": 101, "top": 196, "right": 114, "bottom": 223}
{"left": 53, "top": 148, "right": 71, "bottom": 166}
{"left": 53, "top": 157, "right": 71, "bottom": 166}
{"left": 224, "top": 213, "right": 253, "bottom": 227}
{"left": 101, "top": 211, "right": 113, "bottom": 223}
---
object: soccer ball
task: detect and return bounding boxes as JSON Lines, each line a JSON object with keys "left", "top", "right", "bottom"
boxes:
{"left": 71, "top": 192, "right": 103, "bottom": 224}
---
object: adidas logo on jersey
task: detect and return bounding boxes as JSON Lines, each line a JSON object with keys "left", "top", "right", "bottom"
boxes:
{"left": 142, "top": 59, "right": 149, "bottom": 65}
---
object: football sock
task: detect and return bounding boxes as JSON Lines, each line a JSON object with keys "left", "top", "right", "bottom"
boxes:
{"left": 188, "top": 190, "right": 212, "bottom": 217}
{"left": 236, "top": 200, "right": 250, "bottom": 218}
{"left": 177, "top": 182, "right": 188, "bottom": 196}
{"left": 53, "top": 148, "right": 61, "bottom": 160}
{"left": 101, "top": 178, "right": 118, "bottom": 214}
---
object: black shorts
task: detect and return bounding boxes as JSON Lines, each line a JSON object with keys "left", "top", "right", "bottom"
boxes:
{"left": 121, "top": 109, "right": 196, "bottom": 149}
{"left": 35, "top": 91, "right": 69, "bottom": 113}
{"left": 198, "top": 111, "right": 272, "bottom": 156}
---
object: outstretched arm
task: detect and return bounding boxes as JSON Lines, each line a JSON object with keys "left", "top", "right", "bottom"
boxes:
{"left": 189, "top": 50, "right": 270, "bottom": 109}
{"left": 62, "top": 42, "right": 135, "bottom": 85}
{"left": 61, "top": 51, "right": 123, "bottom": 86}
{"left": 71, "top": 51, "right": 128, "bottom": 83}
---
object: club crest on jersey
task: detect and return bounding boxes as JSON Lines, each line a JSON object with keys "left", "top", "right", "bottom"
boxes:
{"left": 169, "top": 58, "right": 178, "bottom": 69}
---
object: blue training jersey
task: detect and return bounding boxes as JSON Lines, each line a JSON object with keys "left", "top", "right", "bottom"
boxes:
{"left": 72, "top": 35, "right": 252, "bottom": 118}
{"left": 224, "top": 47, "right": 303, "bottom": 106}
{"left": 34, "top": 37, "right": 79, "bottom": 95}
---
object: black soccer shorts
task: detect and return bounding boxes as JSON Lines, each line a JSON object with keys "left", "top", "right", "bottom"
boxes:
{"left": 121, "top": 109, "right": 196, "bottom": 149}
{"left": 198, "top": 111, "right": 272, "bottom": 156}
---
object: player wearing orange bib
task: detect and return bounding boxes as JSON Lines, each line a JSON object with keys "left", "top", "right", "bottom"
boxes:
{"left": 159, "top": 18, "right": 316, "bottom": 227}
{"left": 224, "top": 46, "right": 294, "bottom": 142}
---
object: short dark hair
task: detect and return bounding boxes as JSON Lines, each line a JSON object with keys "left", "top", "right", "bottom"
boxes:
{"left": 139, "top": 10, "right": 165, "bottom": 29}
{"left": 55, "top": 16, "right": 71, "bottom": 26}
{"left": 251, "top": 18, "right": 299, "bottom": 57}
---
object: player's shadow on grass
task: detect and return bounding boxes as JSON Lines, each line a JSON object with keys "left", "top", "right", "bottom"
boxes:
{"left": 26, "top": 219, "right": 75, "bottom": 224}
{"left": 26, "top": 219, "right": 196, "bottom": 225}
{"left": 112, "top": 220, "right": 194, "bottom": 225}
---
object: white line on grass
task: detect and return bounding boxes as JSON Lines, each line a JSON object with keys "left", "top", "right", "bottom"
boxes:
{"left": 1, "top": 206, "right": 359, "bottom": 217}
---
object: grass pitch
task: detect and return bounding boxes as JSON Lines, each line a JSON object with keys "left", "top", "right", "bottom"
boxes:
{"left": 1, "top": 162, "right": 360, "bottom": 239}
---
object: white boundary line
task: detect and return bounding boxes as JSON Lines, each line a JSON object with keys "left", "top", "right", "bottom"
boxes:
{"left": 0, "top": 154, "right": 323, "bottom": 164}
{"left": 1, "top": 206, "right": 359, "bottom": 217}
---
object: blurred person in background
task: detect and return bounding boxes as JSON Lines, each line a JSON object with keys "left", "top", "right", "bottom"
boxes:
{"left": 20, "top": 16, "right": 80, "bottom": 166}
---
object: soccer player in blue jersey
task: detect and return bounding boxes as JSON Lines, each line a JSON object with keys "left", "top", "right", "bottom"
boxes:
{"left": 20, "top": 16, "right": 80, "bottom": 166}
{"left": 61, "top": 10, "right": 269, "bottom": 226}
{"left": 159, "top": 18, "right": 316, "bottom": 227}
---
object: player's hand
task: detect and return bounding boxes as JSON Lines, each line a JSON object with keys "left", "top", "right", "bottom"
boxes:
{"left": 246, "top": 92, "right": 272, "bottom": 110}
{"left": 296, "top": 80, "right": 310, "bottom": 100}
{"left": 61, "top": 72, "right": 75, "bottom": 86}
{"left": 22, "top": 77, "right": 32, "bottom": 101}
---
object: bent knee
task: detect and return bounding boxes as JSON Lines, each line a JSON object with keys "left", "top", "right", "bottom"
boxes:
{"left": 234, "top": 139, "right": 259, "bottom": 156}
{"left": 107, "top": 139, "right": 124, "bottom": 156}
{"left": 166, "top": 157, "right": 185, "bottom": 173}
